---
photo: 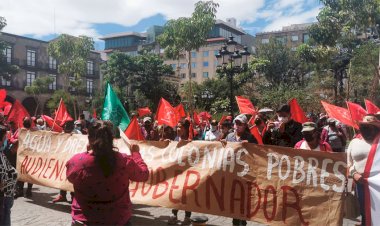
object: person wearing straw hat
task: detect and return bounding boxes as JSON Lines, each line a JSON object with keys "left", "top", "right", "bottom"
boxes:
{"left": 347, "top": 114, "right": 380, "bottom": 226}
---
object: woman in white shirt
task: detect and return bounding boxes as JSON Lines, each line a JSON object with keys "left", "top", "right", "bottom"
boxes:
{"left": 347, "top": 114, "right": 380, "bottom": 226}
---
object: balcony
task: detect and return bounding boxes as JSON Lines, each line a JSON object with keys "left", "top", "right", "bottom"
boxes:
{"left": 22, "top": 60, "right": 43, "bottom": 69}
{"left": 86, "top": 70, "right": 100, "bottom": 78}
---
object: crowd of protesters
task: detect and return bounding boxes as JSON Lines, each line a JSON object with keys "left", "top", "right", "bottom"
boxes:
{"left": 0, "top": 102, "right": 379, "bottom": 226}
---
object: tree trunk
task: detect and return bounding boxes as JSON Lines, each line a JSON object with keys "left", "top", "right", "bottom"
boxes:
{"left": 187, "top": 51, "right": 194, "bottom": 117}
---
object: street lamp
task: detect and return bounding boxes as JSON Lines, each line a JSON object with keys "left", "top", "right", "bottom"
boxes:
{"left": 216, "top": 36, "right": 250, "bottom": 117}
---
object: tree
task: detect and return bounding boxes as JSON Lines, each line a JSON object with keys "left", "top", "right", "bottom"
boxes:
{"left": 24, "top": 76, "right": 54, "bottom": 115}
{"left": 158, "top": 1, "right": 219, "bottom": 113}
{"left": 46, "top": 90, "right": 75, "bottom": 116}
{"left": 48, "top": 34, "right": 94, "bottom": 91}
{"left": 102, "top": 50, "right": 180, "bottom": 110}
{"left": 48, "top": 34, "right": 94, "bottom": 118}
{"left": 0, "top": 16, "right": 18, "bottom": 78}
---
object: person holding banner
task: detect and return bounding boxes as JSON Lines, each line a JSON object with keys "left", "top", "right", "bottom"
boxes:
{"left": 294, "top": 122, "right": 332, "bottom": 152}
{"left": 347, "top": 114, "right": 380, "bottom": 226}
{"left": 226, "top": 114, "right": 257, "bottom": 226}
{"left": 169, "top": 118, "right": 192, "bottom": 225}
{"left": 66, "top": 120, "right": 149, "bottom": 226}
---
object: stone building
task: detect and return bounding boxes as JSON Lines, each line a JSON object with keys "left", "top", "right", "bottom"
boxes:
{"left": 0, "top": 32, "right": 102, "bottom": 115}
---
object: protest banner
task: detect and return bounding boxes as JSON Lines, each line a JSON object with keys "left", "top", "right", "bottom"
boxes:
{"left": 17, "top": 129, "right": 347, "bottom": 225}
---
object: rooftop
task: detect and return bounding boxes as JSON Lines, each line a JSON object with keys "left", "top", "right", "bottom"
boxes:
{"left": 100, "top": 31, "right": 147, "bottom": 40}
{"left": 256, "top": 22, "right": 316, "bottom": 35}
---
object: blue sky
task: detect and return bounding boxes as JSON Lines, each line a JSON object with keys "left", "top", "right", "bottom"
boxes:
{"left": 0, "top": 0, "right": 322, "bottom": 50}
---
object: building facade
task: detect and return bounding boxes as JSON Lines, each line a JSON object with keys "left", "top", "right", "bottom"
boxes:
{"left": 255, "top": 23, "right": 315, "bottom": 51}
{"left": 0, "top": 32, "right": 102, "bottom": 115}
{"left": 100, "top": 18, "right": 254, "bottom": 85}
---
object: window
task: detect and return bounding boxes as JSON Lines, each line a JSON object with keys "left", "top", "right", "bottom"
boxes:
{"left": 3, "top": 46, "right": 11, "bottom": 64}
{"left": 49, "top": 56, "right": 57, "bottom": 70}
{"left": 87, "top": 79, "right": 93, "bottom": 94}
{"left": 303, "top": 34, "right": 310, "bottom": 43}
{"left": 203, "top": 51, "right": 209, "bottom": 57}
{"left": 261, "top": 38, "right": 269, "bottom": 44}
{"left": 180, "top": 73, "right": 186, "bottom": 79}
{"left": 191, "top": 73, "right": 196, "bottom": 78}
{"left": 291, "top": 35, "right": 299, "bottom": 42}
{"left": 27, "top": 49, "right": 36, "bottom": 66}
{"left": 191, "top": 62, "right": 196, "bottom": 68}
{"left": 191, "top": 52, "right": 197, "bottom": 58}
{"left": 87, "top": 61, "right": 94, "bottom": 75}
{"left": 0, "top": 75, "right": 11, "bottom": 87}
{"left": 171, "top": 64, "right": 177, "bottom": 70}
{"left": 48, "top": 74, "right": 56, "bottom": 90}
{"left": 276, "top": 36, "right": 286, "bottom": 44}
{"left": 214, "top": 50, "right": 219, "bottom": 56}
{"left": 202, "top": 72, "right": 209, "bottom": 78}
{"left": 180, "top": 63, "right": 187, "bottom": 69}
{"left": 291, "top": 47, "right": 297, "bottom": 51}
{"left": 26, "top": 71, "right": 35, "bottom": 86}
{"left": 203, "top": 61, "right": 209, "bottom": 67}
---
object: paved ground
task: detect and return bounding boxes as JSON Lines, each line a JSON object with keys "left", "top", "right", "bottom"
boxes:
{"left": 12, "top": 185, "right": 360, "bottom": 226}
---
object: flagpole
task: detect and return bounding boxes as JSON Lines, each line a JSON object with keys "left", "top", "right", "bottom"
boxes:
{"left": 52, "top": 98, "right": 62, "bottom": 130}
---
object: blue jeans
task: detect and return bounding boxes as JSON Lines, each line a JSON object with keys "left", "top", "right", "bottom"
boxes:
{"left": 2, "top": 196, "right": 13, "bottom": 226}
{"left": 356, "top": 182, "right": 365, "bottom": 226}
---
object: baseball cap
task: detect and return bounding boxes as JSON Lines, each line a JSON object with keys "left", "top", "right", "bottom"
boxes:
{"left": 233, "top": 114, "right": 248, "bottom": 124}
{"left": 301, "top": 122, "right": 317, "bottom": 132}
{"left": 143, "top": 117, "right": 152, "bottom": 123}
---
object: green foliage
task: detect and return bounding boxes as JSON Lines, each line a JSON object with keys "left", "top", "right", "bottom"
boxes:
{"left": 102, "top": 51, "right": 179, "bottom": 110}
{"left": 0, "top": 16, "right": 19, "bottom": 77}
{"left": 48, "top": 34, "right": 94, "bottom": 91}
{"left": 24, "top": 76, "right": 54, "bottom": 95}
{"left": 46, "top": 90, "right": 75, "bottom": 116}
{"left": 157, "top": 1, "right": 219, "bottom": 58}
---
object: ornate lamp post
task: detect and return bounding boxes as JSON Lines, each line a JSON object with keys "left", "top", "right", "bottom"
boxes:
{"left": 216, "top": 36, "right": 250, "bottom": 117}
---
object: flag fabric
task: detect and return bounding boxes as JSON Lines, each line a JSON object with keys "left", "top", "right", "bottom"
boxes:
{"left": 347, "top": 101, "right": 367, "bottom": 129}
{"left": 250, "top": 126, "right": 263, "bottom": 145}
{"left": 188, "top": 122, "right": 194, "bottom": 140}
{"left": 124, "top": 116, "right": 144, "bottom": 141}
{"left": 155, "top": 98, "right": 177, "bottom": 128}
{"left": 174, "top": 104, "right": 186, "bottom": 120}
{"left": 2, "top": 102, "right": 12, "bottom": 116}
{"left": 54, "top": 98, "right": 73, "bottom": 127}
{"left": 193, "top": 111, "right": 200, "bottom": 125}
{"left": 235, "top": 96, "right": 256, "bottom": 115}
{"left": 101, "top": 83, "right": 131, "bottom": 131}
{"left": 363, "top": 135, "right": 380, "bottom": 226}
{"left": 365, "top": 99, "right": 380, "bottom": 114}
{"left": 219, "top": 115, "right": 227, "bottom": 126}
{"left": 92, "top": 108, "right": 97, "bottom": 119}
{"left": 198, "top": 111, "right": 212, "bottom": 120}
{"left": 41, "top": 115, "right": 63, "bottom": 132}
{"left": 138, "top": 107, "right": 152, "bottom": 118}
{"left": 321, "top": 101, "right": 355, "bottom": 128}
{"left": 7, "top": 100, "right": 30, "bottom": 128}
{"left": 0, "top": 89, "right": 6, "bottom": 103}
{"left": 288, "top": 98, "right": 308, "bottom": 124}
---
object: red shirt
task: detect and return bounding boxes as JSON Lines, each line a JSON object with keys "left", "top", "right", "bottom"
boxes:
{"left": 66, "top": 151, "right": 149, "bottom": 225}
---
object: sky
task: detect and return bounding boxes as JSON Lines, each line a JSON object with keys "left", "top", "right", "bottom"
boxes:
{"left": 0, "top": 0, "right": 322, "bottom": 50}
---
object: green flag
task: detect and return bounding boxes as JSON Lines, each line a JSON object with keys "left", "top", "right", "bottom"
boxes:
{"left": 101, "top": 83, "right": 130, "bottom": 131}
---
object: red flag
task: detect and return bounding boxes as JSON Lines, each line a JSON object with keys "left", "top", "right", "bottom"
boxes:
{"left": 347, "top": 101, "right": 367, "bottom": 129}
{"left": 0, "top": 89, "right": 6, "bottom": 103}
{"left": 2, "top": 102, "right": 12, "bottom": 116}
{"left": 188, "top": 122, "right": 194, "bottom": 140}
{"left": 219, "top": 115, "right": 227, "bottom": 126}
{"left": 7, "top": 100, "right": 30, "bottom": 128}
{"left": 235, "top": 96, "right": 256, "bottom": 115}
{"left": 321, "top": 101, "right": 355, "bottom": 128}
{"left": 174, "top": 104, "right": 186, "bottom": 120}
{"left": 288, "top": 98, "right": 308, "bottom": 124}
{"left": 250, "top": 126, "right": 263, "bottom": 145}
{"left": 124, "top": 116, "right": 144, "bottom": 141}
{"left": 138, "top": 107, "right": 152, "bottom": 118}
{"left": 155, "top": 98, "right": 177, "bottom": 128}
{"left": 54, "top": 98, "right": 73, "bottom": 127}
{"left": 193, "top": 111, "right": 200, "bottom": 125}
{"left": 41, "top": 115, "right": 63, "bottom": 132}
{"left": 365, "top": 99, "right": 380, "bottom": 114}
{"left": 93, "top": 108, "right": 97, "bottom": 119}
{"left": 198, "top": 111, "right": 211, "bottom": 120}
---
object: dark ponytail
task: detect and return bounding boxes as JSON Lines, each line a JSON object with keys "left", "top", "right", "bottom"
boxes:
{"left": 88, "top": 120, "right": 116, "bottom": 177}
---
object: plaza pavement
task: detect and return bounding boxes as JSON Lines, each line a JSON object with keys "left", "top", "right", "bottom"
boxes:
{"left": 12, "top": 185, "right": 359, "bottom": 226}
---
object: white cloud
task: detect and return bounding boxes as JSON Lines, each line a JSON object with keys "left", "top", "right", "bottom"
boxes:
{"left": 263, "top": 6, "right": 320, "bottom": 31}
{"left": 0, "top": 0, "right": 265, "bottom": 39}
